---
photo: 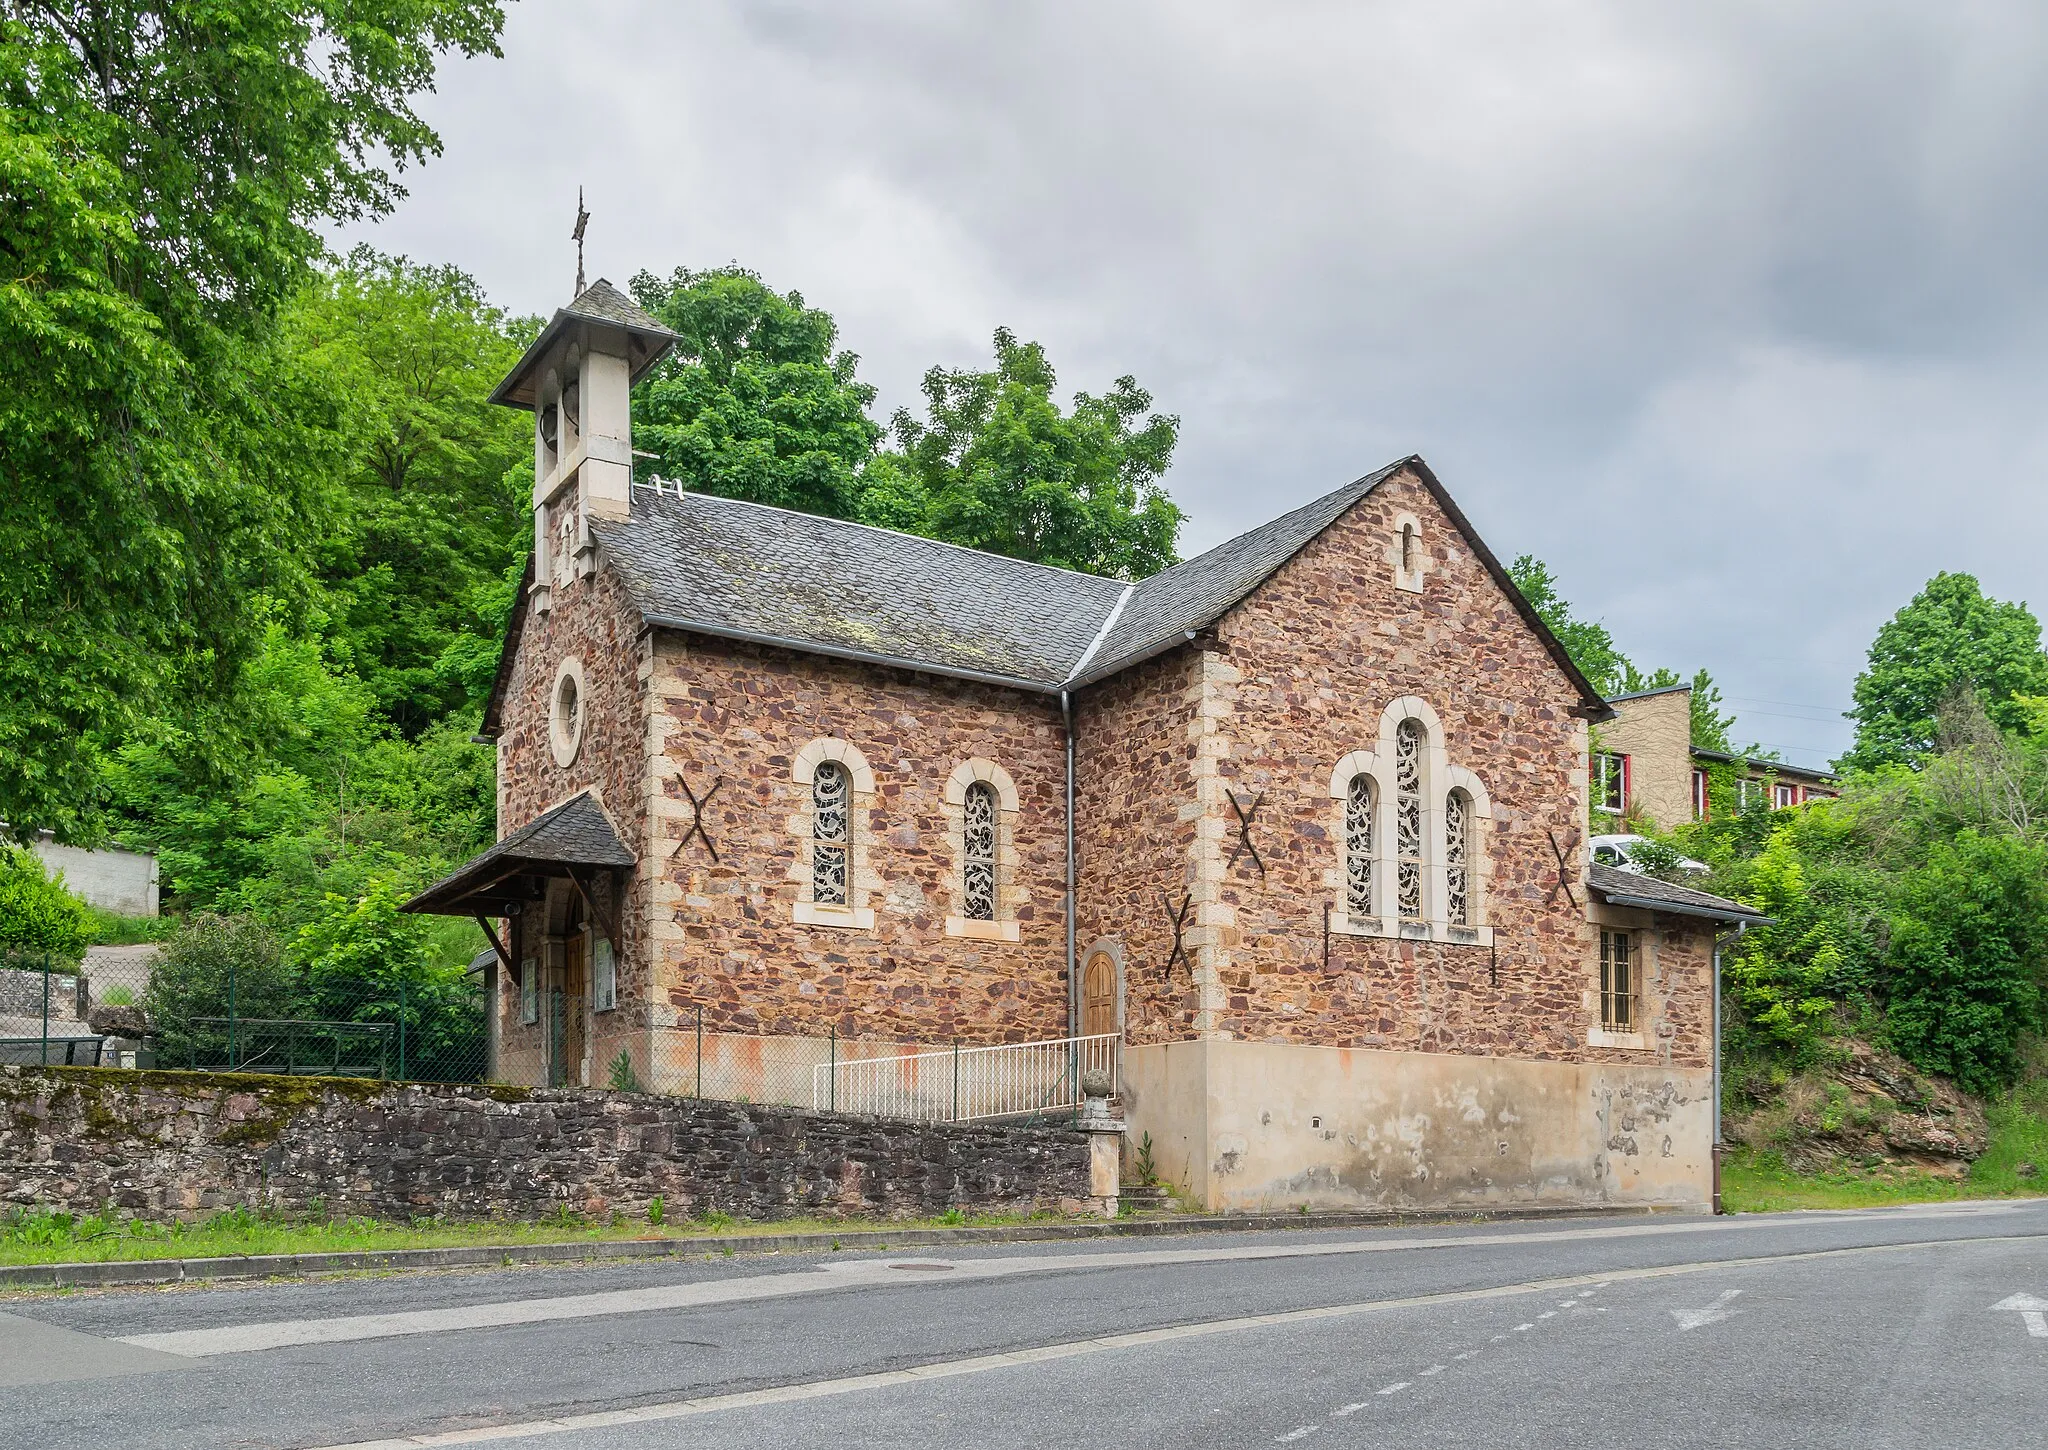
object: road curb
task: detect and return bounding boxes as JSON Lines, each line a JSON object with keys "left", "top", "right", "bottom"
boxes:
{"left": 0, "top": 1202, "right": 1682, "bottom": 1290}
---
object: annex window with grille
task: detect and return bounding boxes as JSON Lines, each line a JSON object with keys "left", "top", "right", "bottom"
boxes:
{"left": 1344, "top": 771, "right": 1376, "bottom": 918}
{"left": 1395, "top": 718, "right": 1425, "bottom": 921}
{"left": 962, "top": 781, "right": 998, "bottom": 921}
{"left": 1445, "top": 788, "right": 1473, "bottom": 927}
{"left": 1600, "top": 929, "right": 1636, "bottom": 1030}
{"left": 811, "top": 760, "right": 850, "bottom": 905}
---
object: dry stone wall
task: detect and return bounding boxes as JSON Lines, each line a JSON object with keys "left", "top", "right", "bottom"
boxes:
{"left": 0, "top": 1067, "right": 1091, "bottom": 1224}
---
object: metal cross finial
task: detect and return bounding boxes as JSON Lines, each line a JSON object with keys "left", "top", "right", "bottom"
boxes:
{"left": 572, "top": 187, "right": 590, "bottom": 294}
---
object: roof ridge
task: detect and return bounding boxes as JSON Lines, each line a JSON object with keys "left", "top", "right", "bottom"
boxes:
{"left": 632, "top": 481, "right": 1132, "bottom": 588}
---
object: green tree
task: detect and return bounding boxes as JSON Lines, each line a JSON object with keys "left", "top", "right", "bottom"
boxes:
{"left": 1841, "top": 572, "right": 2048, "bottom": 772}
{"left": 1884, "top": 830, "right": 2048, "bottom": 1094}
{"left": 867, "top": 329, "right": 1183, "bottom": 578}
{"left": 0, "top": 1, "right": 505, "bottom": 842}
{"left": 628, "top": 266, "right": 883, "bottom": 519}
{"left": 1722, "top": 827, "right": 1841, "bottom": 1055}
{"left": 283, "top": 249, "right": 531, "bottom": 733}
{"left": 1690, "top": 669, "right": 1737, "bottom": 753}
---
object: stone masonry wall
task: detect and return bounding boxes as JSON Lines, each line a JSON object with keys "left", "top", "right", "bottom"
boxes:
{"left": 495, "top": 563, "right": 655, "bottom": 1084}
{"left": 0, "top": 1067, "right": 1091, "bottom": 1224}
{"left": 1073, "top": 648, "right": 1211, "bottom": 1045}
{"left": 1202, "top": 467, "right": 1710, "bottom": 1070}
{"left": 645, "top": 633, "right": 1071, "bottom": 1047}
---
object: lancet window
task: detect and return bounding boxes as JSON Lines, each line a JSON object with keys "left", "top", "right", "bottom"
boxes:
{"left": 962, "top": 782, "right": 998, "bottom": 921}
{"left": 1446, "top": 788, "right": 1472, "bottom": 927}
{"left": 1344, "top": 773, "right": 1376, "bottom": 918}
{"left": 811, "top": 760, "right": 850, "bottom": 906}
{"left": 1395, "top": 718, "right": 1425, "bottom": 921}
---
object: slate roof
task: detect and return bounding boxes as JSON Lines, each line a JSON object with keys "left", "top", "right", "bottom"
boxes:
{"left": 1586, "top": 863, "right": 1770, "bottom": 924}
{"left": 404, "top": 791, "right": 635, "bottom": 915}
{"left": 482, "top": 454, "right": 1612, "bottom": 725}
{"left": 594, "top": 489, "right": 1131, "bottom": 689}
{"left": 489, "top": 279, "right": 678, "bottom": 409}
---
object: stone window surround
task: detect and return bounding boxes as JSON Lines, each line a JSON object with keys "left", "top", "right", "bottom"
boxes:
{"left": 788, "top": 738, "right": 878, "bottom": 930}
{"left": 942, "top": 758, "right": 1023, "bottom": 942}
{"left": 1389, "top": 509, "right": 1430, "bottom": 594}
{"left": 1585, "top": 901, "right": 1658, "bottom": 1050}
{"left": 549, "top": 656, "right": 587, "bottom": 768}
{"left": 1326, "top": 696, "right": 1494, "bottom": 945}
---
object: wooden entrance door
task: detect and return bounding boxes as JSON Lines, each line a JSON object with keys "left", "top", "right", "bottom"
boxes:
{"left": 562, "top": 934, "right": 587, "bottom": 1086}
{"left": 1081, "top": 951, "right": 1119, "bottom": 1038}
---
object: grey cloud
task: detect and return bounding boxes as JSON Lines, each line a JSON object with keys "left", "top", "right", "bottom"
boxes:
{"left": 342, "top": 0, "right": 2048, "bottom": 767}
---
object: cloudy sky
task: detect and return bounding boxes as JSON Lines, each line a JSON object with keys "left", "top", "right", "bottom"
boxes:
{"left": 341, "top": 1, "right": 2048, "bottom": 768}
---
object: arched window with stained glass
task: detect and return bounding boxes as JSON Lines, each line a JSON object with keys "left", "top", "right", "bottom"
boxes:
{"left": 1344, "top": 772, "right": 1376, "bottom": 918}
{"left": 1395, "top": 718, "right": 1426, "bottom": 922}
{"left": 1445, "top": 787, "right": 1473, "bottom": 927}
{"left": 962, "top": 782, "right": 998, "bottom": 921}
{"left": 810, "top": 760, "right": 850, "bottom": 905}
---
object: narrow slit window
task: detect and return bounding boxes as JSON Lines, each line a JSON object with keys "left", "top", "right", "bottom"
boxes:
{"left": 1600, "top": 929, "right": 1635, "bottom": 1030}
{"left": 811, "top": 760, "right": 850, "bottom": 905}
{"left": 1395, "top": 719, "right": 1425, "bottom": 921}
{"left": 1446, "top": 788, "right": 1472, "bottom": 927}
{"left": 962, "top": 781, "right": 998, "bottom": 921}
{"left": 1344, "top": 772, "right": 1376, "bottom": 918}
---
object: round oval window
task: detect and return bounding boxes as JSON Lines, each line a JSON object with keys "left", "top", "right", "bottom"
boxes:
{"left": 550, "top": 660, "right": 585, "bottom": 766}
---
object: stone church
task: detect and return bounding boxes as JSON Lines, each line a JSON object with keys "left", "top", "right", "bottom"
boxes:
{"left": 408, "top": 280, "right": 1764, "bottom": 1214}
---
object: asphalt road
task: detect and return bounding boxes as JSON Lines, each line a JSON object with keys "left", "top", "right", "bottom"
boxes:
{"left": 5, "top": 1200, "right": 2046, "bottom": 1449}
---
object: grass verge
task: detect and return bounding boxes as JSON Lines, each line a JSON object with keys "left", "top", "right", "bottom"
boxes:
{"left": 0, "top": 1203, "right": 1068, "bottom": 1269}
{"left": 1722, "top": 1088, "right": 2048, "bottom": 1212}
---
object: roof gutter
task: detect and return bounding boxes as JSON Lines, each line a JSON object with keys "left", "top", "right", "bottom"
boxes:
{"left": 1592, "top": 886, "right": 1772, "bottom": 926}
{"left": 642, "top": 614, "right": 1064, "bottom": 696}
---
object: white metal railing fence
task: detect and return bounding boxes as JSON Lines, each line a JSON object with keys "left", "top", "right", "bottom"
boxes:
{"left": 811, "top": 1032, "right": 1119, "bottom": 1122}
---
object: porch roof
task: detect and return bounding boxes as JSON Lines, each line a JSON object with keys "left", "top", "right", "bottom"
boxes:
{"left": 1586, "top": 863, "right": 1772, "bottom": 926}
{"left": 402, "top": 791, "right": 636, "bottom": 918}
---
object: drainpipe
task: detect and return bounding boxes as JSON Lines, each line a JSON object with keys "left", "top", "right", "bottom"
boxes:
{"left": 1711, "top": 920, "right": 1747, "bottom": 1214}
{"left": 1062, "top": 690, "right": 1078, "bottom": 1041}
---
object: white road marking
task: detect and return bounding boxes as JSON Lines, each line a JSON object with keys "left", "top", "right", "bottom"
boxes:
{"left": 296, "top": 1252, "right": 1892, "bottom": 1450}
{"left": 1377, "top": 1382, "right": 1410, "bottom": 1395}
{"left": 1989, "top": 1293, "right": 2048, "bottom": 1337}
{"left": 115, "top": 1204, "right": 2027, "bottom": 1357}
{"left": 1419, "top": 1364, "right": 1446, "bottom": 1376}
{"left": 1512, "top": 1323, "right": 1533, "bottom": 1332}
{"left": 1670, "top": 1289, "right": 1744, "bottom": 1331}
{"left": 1276, "top": 1427, "right": 1318, "bottom": 1441}
{"left": 1332, "top": 1403, "right": 1367, "bottom": 1417}
{"left": 1537, "top": 1311, "right": 1557, "bottom": 1319}
{"left": 1454, "top": 1351, "right": 1476, "bottom": 1360}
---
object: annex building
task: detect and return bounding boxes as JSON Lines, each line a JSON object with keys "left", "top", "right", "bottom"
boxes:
{"left": 408, "top": 280, "right": 1765, "bottom": 1214}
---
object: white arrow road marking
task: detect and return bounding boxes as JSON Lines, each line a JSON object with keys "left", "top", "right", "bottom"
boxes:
{"left": 1989, "top": 1293, "right": 2048, "bottom": 1337}
{"left": 1671, "top": 1289, "right": 1744, "bottom": 1331}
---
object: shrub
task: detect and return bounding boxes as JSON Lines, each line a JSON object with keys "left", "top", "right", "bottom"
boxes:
{"left": 144, "top": 914, "right": 293, "bottom": 1063}
{"left": 1884, "top": 830, "right": 2048, "bottom": 1094}
{"left": 0, "top": 844, "right": 92, "bottom": 961}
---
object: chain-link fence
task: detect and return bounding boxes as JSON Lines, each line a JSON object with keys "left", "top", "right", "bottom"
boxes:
{"left": 0, "top": 947, "right": 487, "bottom": 1082}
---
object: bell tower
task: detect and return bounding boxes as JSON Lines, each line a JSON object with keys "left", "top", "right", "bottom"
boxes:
{"left": 488, "top": 258, "right": 676, "bottom": 615}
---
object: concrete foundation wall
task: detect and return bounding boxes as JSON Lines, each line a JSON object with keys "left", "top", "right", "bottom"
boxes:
{"left": 1121, "top": 1038, "right": 1711, "bottom": 1214}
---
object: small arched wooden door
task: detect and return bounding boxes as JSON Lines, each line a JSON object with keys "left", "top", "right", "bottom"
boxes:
{"left": 1081, "top": 951, "right": 1120, "bottom": 1038}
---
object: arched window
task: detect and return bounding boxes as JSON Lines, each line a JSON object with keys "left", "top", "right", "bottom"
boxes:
{"left": 1344, "top": 772, "right": 1376, "bottom": 918}
{"left": 1445, "top": 788, "right": 1472, "bottom": 927}
{"left": 811, "top": 760, "right": 850, "bottom": 906}
{"left": 962, "top": 782, "right": 998, "bottom": 921}
{"left": 1395, "top": 718, "right": 1425, "bottom": 921}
